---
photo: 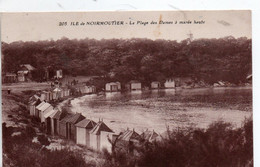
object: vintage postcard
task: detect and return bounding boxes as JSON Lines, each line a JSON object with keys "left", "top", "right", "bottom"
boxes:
{"left": 1, "top": 11, "right": 252, "bottom": 167}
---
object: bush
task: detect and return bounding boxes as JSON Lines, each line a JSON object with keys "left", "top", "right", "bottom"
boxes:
{"left": 103, "top": 119, "right": 253, "bottom": 167}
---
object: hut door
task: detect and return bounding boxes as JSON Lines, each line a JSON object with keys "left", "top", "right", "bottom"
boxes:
{"left": 54, "top": 119, "right": 57, "bottom": 135}
{"left": 46, "top": 118, "right": 51, "bottom": 134}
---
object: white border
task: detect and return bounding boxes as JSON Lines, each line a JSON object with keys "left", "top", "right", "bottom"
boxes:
{"left": 0, "top": 0, "right": 259, "bottom": 166}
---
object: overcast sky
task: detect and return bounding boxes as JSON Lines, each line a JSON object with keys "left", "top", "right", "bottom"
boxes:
{"left": 1, "top": 10, "right": 251, "bottom": 43}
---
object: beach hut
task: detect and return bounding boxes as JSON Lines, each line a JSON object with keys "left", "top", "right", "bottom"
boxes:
{"left": 151, "top": 81, "right": 161, "bottom": 89}
{"left": 53, "top": 87, "right": 63, "bottom": 100}
{"left": 125, "top": 81, "right": 142, "bottom": 91}
{"left": 59, "top": 114, "right": 72, "bottom": 138}
{"left": 59, "top": 113, "right": 85, "bottom": 141}
{"left": 164, "top": 79, "right": 175, "bottom": 88}
{"left": 49, "top": 110, "right": 67, "bottom": 135}
{"left": 43, "top": 108, "right": 58, "bottom": 134}
{"left": 40, "top": 91, "right": 48, "bottom": 102}
{"left": 61, "top": 87, "right": 70, "bottom": 97}
{"left": 105, "top": 82, "right": 121, "bottom": 92}
{"left": 4, "top": 73, "right": 17, "bottom": 83}
{"left": 41, "top": 91, "right": 53, "bottom": 102}
{"left": 75, "top": 119, "right": 97, "bottom": 146}
{"left": 56, "top": 69, "right": 63, "bottom": 79}
{"left": 35, "top": 101, "right": 46, "bottom": 118}
{"left": 29, "top": 99, "right": 41, "bottom": 116}
{"left": 17, "top": 64, "right": 35, "bottom": 82}
{"left": 140, "top": 129, "right": 159, "bottom": 142}
{"left": 89, "top": 86, "right": 96, "bottom": 93}
{"left": 38, "top": 102, "right": 53, "bottom": 123}
{"left": 117, "top": 129, "right": 141, "bottom": 153}
{"left": 29, "top": 94, "right": 40, "bottom": 102}
{"left": 89, "top": 121, "right": 114, "bottom": 151}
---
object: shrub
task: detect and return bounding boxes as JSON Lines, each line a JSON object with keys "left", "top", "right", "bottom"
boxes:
{"left": 103, "top": 119, "right": 253, "bottom": 167}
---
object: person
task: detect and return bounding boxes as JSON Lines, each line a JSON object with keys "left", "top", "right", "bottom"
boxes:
{"left": 7, "top": 89, "right": 11, "bottom": 94}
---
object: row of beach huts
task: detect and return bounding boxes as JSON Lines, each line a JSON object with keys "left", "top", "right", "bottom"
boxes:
{"left": 105, "top": 79, "right": 179, "bottom": 92}
{"left": 28, "top": 87, "right": 159, "bottom": 152}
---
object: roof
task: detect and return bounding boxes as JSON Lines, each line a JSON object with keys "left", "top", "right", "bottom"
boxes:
{"left": 49, "top": 110, "right": 67, "bottom": 120}
{"left": 53, "top": 88, "right": 62, "bottom": 92}
{"left": 29, "top": 94, "right": 40, "bottom": 102}
{"left": 17, "top": 71, "right": 28, "bottom": 74}
{"left": 5, "top": 73, "right": 17, "bottom": 76}
{"left": 38, "top": 102, "right": 51, "bottom": 112}
{"left": 59, "top": 114, "right": 73, "bottom": 123}
{"left": 60, "top": 113, "right": 85, "bottom": 124}
{"left": 128, "top": 80, "right": 141, "bottom": 84}
{"left": 106, "top": 82, "right": 121, "bottom": 86}
{"left": 118, "top": 129, "right": 141, "bottom": 141}
{"left": 75, "top": 119, "right": 97, "bottom": 128}
{"left": 90, "top": 121, "right": 114, "bottom": 135}
{"left": 141, "top": 130, "right": 159, "bottom": 142}
{"left": 29, "top": 100, "right": 37, "bottom": 105}
{"left": 36, "top": 101, "right": 46, "bottom": 109}
{"left": 44, "top": 108, "right": 58, "bottom": 118}
{"left": 151, "top": 81, "right": 160, "bottom": 84}
{"left": 20, "top": 64, "right": 35, "bottom": 71}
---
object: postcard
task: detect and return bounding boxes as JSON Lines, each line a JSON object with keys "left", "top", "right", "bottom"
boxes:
{"left": 1, "top": 11, "right": 252, "bottom": 167}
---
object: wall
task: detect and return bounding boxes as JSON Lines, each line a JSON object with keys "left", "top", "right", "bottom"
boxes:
{"left": 76, "top": 127, "right": 87, "bottom": 145}
{"left": 100, "top": 131, "right": 113, "bottom": 152}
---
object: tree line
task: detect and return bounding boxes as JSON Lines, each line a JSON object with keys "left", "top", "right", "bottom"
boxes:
{"left": 1, "top": 36, "right": 251, "bottom": 85}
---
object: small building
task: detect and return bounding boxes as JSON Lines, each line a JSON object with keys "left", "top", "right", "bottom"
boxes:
{"left": 4, "top": 73, "right": 17, "bottom": 83}
{"left": 40, "top": 90, "right": 53, "bottom": 102}
{"left": 164, "top": 79, "right": 175, "bottom": 88}
{"left": 50, "top": 110, "right": 67, "bottom": 135}
{"left": 38, "top": 102, "right": 53, "bottom": 123}
{"left": 43, "top": 108, "right": 58, "bottom": 134}
{"left": 35, "top": 101, "right": 46, "bottom": 118}
{"left": 17, "top": 64, "right": 36, "bottom": 82}
{"left": 29, "top": 94, "right": 40, "bottom": 103}
{"left": 117, "top": 129, "right": 141, "bottom": 153}
{"left": 86, "top": 85, "right": 96, "bottom": 94}
{"left": 125, "top": 81, "right": 142, "bottom": 91}
{"left": 75, "top": 119, "right": 97, "bottom": 146}
{"left": 61, "top": 87, "right": 71, "bottom": 97}
{"left": 140, "top": 129, "right": 159, "bottom": 142}
{"left": 29, "top": 99, "right": 41, "bottom": 116}
{"left": 56, "top": 70, "right": 63, "bottom": 79}
{"left": 52, "top": 87, "right": 62, "bottom": 100}
{"left": 89, "top": 121, "right": 114, "bottom": 151}
{"left": 59, "top": 113, "right": 85, "bottom": 141}
{"left": 105, "top": 82, "right": 121, "bottom": 92}
{"left": 17, "top": 71, "right": 27, "bottom": 82}
{"left": 151, "top": 81, "right": 161, "bottom": 89}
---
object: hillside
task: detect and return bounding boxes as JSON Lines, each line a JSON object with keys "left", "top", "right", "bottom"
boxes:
{"left": 1, "top": 37, "right": 251, "bottom": 85}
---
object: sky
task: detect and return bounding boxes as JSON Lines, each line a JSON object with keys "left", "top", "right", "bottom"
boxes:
{"left": 1, "top": 10, "right": 251, "bottom": 43}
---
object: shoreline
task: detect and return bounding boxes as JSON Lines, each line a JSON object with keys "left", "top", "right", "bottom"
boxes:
{"left": 66, "top": 86, "right": 252, "bottom": 134}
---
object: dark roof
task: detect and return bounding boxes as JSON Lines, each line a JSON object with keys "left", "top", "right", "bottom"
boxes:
{"left": 66, "top": 113, "right": 85, "bottom": 124}
{"left": 90, "top": 121, "right": 114, "bottom": 135}
{"left": 128, "top": 80, "right": 141, "bottom": 84}
{"left": 118, "top": 129, "right": 141, "bottom": 141}
{"left": 141, "top": 130, "right": 159, "bottom": 142}
{"left": 50, "top": 110, "right": 67, "bottom": 120}
{"left": 59, "top": 114, "right": 73, "bottom": 123}
{"left": 20, "top": 64, "right": 35, "bottom": 71}
{"left": 75, "top": 119, "right": 97, "bottom": 128}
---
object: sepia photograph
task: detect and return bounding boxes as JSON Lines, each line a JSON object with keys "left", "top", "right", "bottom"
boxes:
{"left": 1, "top": 11, "right": 252, "bottom": 167}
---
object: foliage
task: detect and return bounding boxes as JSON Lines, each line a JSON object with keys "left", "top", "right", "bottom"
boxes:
{"left": 2, "top": 37, "right": 251, "bottom": 84}
{"left": 2, "top": 123, "right": 94, "bottom": 167}
{"left": 103, "top": 118, "right": 253, "bottom": 167}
